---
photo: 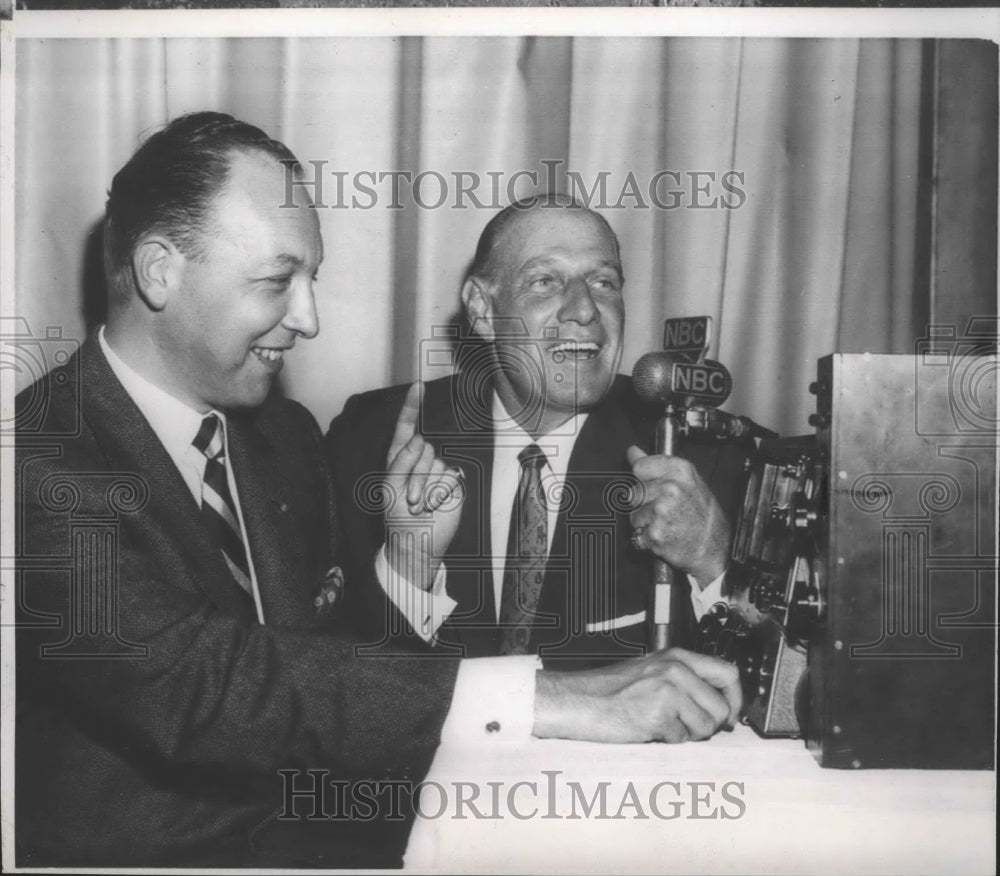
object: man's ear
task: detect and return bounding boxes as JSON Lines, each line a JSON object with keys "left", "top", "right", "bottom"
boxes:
{"left": 461, "top": 276, "right": 495, "bottom": 342}
{"left": 131, "top": 236, "right": 183, "bottom": 311}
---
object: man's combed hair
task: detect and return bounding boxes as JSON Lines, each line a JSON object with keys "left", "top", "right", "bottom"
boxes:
{"left": 104, "top": 111, "right": 301, "bottom": 298}
{"left": 468, "top": 192, "right": 623, "bottom": 285}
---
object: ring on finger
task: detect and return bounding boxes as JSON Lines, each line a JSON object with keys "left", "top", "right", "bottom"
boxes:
{"left": 630, "top": 525, "right": 647, "bottom": 551}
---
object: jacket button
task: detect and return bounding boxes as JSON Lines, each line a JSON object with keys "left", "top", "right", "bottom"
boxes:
{"left": 485, "top": 721, "right": 501, "bottom": 734}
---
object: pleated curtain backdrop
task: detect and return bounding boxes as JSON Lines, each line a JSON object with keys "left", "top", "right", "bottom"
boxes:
{"left": 16, "top": 36, "right": 931, "bottom": 436}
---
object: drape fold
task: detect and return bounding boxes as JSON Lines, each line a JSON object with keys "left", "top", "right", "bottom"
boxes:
{"left": 16, "top": 36, "right": 945, "bottom": 437}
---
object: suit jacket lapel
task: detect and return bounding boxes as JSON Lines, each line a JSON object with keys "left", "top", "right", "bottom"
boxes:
{"left": 80, "top": 339, "right": 256, "bottom": 619}
{"left": 227, "top": 412, "right": 314, "bottom": 627}
{"left": 538, "top": 393, "right": 640, "bottom": 634}
{"left": 424, "top": 378, "right": 499, "bottom": 646}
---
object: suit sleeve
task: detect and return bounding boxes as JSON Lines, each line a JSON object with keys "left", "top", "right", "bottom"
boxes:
{"left": 17, "top": 404, "right": 459, "bottom": 781}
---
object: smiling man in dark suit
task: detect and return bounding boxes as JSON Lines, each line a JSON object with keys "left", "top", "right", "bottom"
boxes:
{"left": 15, "top": 117, "right": 742, "bottom": 869}
{"left": 326, "top": 195, "right": 749, "bottom": 668}
{"left": 15, "top": 112, "right": 457, "bottom": 869}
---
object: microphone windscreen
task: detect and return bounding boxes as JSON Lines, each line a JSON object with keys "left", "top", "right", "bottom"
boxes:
{"left": 631, "top": 352, "right": 681, "bottom": 404}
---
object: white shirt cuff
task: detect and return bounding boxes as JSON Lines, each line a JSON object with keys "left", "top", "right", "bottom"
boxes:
{"left": 688, "top": 570, "right": 727, "bottom": 620}
{"left": 439, "top": 656, "right": 541, "bottom": 745}
{"left": 374, "top": 546, "right": 457, "bottom": 643}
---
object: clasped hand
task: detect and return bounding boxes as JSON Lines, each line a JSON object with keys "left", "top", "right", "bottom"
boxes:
{"left": 535, "top": 648, "right": 741, "bottom": 743}
{"left": 625, "top": 445, "right": 730, "bottom": 585}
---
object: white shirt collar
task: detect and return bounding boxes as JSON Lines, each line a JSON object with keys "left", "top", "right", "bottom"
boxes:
{"left": 98, "top": 325, "right": 224, "bottom": 469}
{"left": 490, "top": 392, "right": 588, "bottom": 480}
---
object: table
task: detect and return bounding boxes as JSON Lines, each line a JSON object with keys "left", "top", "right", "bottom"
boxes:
{"left": 405, "top": 724, "right": 996, "bottom": 874}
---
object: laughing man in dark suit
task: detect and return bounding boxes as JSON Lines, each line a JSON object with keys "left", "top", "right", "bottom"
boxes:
{"left": 15, "top": 117, "right": 741, "bottom": 870}
{"left": 327, "top": 195, "right": 749, "bottom": 668}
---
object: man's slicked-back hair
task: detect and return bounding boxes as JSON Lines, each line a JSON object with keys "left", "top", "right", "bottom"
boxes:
{"left": 104, "top": 111, "right": 301, "bottom": 300}
{"left": 467, "top": 192, "right": 623, "bottom": 286}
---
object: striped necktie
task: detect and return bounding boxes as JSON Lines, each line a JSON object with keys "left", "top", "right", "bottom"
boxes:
{"left": 499, "top": 444, "right": 549, "bottom": 655}
{"left": 192, "top": 413, "right": 253, "bottom": 595}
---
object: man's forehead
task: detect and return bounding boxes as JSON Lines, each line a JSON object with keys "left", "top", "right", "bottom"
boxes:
{"left": 209, "top": 150, "right": 320, "bottom": 249}
{"left": 498, "top": 207, "right": 618, "bottom": 264}
{"left": 222, "top": 149, "right": 306, "bottom": 207}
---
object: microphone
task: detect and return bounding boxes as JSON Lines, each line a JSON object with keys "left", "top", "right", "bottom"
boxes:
{"left": 633, "top": 352, "right": 733, "bottom": 408}
{"left": 632, "top": 352, "right": 740, "bottom": 650}
{"left": 633, "top": 318, "right": 772, "bottom": 652}
{"left": 631, "top": 351, "right": 687, "bottom": 406}
{"left": 635, "top": 355, "right": 774, "bottom": 440}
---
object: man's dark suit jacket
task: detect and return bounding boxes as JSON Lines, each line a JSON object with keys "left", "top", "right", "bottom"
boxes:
{"left": 325, "top": 373, "right": 750, "bottom": 669}
{"left": 15, "top": 338, "right": 460, "bottom": 869}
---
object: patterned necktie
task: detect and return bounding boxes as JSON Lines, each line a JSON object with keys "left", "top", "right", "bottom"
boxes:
{"left": 499, "top": 444, "right": 549, "bottom": 655}
{"left": 192, "top": 413, "right": 253, "bottom": 595}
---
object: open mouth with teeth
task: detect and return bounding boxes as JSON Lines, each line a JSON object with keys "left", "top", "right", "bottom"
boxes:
{"left": 549, "top": 340, "right": 602, "bottom": 362}
{"left": 252, "top": 347, "right": 286, "bottom": 364}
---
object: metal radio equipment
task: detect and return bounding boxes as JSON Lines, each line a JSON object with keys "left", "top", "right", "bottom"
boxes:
{"left": 690, "top": 323, "right": 997, "bottom": 769}
{"left": 701, "top": 436, "right": 823, "bottom": 737}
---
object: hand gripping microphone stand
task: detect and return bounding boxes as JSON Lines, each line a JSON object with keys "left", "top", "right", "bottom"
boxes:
{"left": 631, "top": 351, "right": 686, "bottom": 651}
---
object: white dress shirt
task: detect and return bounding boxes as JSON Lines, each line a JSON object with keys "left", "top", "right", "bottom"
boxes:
{"left": 100, "top": 327, "right": 538, "bottom": 743}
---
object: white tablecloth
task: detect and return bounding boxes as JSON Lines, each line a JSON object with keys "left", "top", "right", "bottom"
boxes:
{"left": 405, "top": 724, "right": 996, "bottom": 874}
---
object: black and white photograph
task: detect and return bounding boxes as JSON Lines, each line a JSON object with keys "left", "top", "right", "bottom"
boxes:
{"left": 1, "top": 10, "right": 997, "bottom": 874}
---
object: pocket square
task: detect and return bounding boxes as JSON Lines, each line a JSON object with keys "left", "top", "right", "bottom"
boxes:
{"left": 314, "top": 565, "right": 345, "bottom": 615}
{"left": 585, "top": 610, "right": 647, "bottom": 634}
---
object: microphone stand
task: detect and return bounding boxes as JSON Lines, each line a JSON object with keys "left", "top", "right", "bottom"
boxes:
{"left": 653, "top": 404, "right": 679, "bottom": 651}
